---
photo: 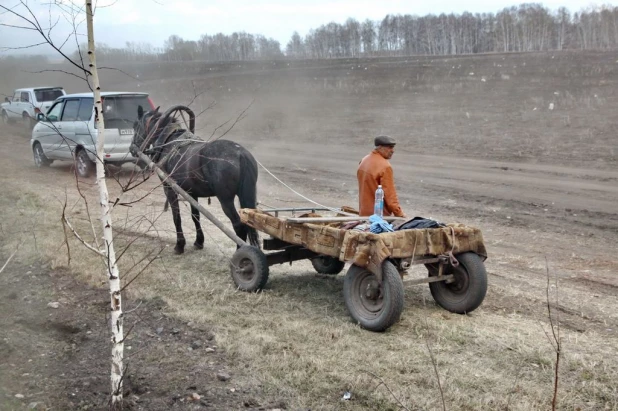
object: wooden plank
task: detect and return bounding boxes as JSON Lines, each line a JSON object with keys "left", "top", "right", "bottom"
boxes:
{"left": 285, "top": 216, "right": 407, "bottom": 224}
{"left": 260, "top": 206, "right": 359, "bottom": 217}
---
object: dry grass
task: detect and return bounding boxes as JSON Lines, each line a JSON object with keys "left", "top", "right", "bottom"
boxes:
{"left": 2, "top": 51, "right": 617, "bottom": 410}
{"left": 1, "top": 171, "right": 616, "bottom": 411}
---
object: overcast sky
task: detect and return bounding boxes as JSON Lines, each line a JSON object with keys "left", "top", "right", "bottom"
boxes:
{"left": 0, "top": 0, "right": 610, "bottom": 56}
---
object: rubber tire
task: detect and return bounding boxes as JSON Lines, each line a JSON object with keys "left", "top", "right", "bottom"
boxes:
{"left": 23, "top": 113, "right": 34, "bottom": 133}
{"left": 104, "top": 163, "right": 123, "bottom": 176}
{"left": 75, "top": 149, "right": 95, "bottom": 178}
{"left": 427, "top": 252, "right": 488, "bottom": 314}
{"left": 311, "top": 255, "right": 345, "bottom": 275}
{"left": 230, "top": 245, "right": 269, "bottom": 292}
{"left": 33, "top": 142, "right": 52, "bottom": 168}
{"left": 343, "top": 261, "right": 405, "bottom": 332}
{"left": 1, "top": 110, "right": 11, "bottom": 125}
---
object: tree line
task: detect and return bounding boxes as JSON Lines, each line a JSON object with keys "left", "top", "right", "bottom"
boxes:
{"left": 24, "top": 3, "right": 618, "bottom": 63}
{"left": 291, "top": 4, "right": 618, "bottom": 58}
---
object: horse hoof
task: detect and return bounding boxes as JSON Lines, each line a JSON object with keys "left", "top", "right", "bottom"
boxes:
{"left": 194, "top": 243, "right": 204, "bottom": 250}
{"left": 174, "top": 247, "right": 184, "bottom": 254}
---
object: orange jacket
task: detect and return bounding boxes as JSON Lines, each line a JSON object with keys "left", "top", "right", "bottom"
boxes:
{"left": 357, "top": 150, "right": 405, "bottom": 217}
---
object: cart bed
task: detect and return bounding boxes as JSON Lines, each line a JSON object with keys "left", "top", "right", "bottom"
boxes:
{"left": 240, "top": 208, "right": 487, "bottom": 276}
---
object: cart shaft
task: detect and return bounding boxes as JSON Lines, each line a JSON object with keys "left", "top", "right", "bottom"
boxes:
{"left": 132, "top": 147, "right": 246, "bottom": 246}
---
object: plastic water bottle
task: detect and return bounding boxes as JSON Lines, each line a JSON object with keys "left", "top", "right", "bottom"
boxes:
{"left": 374, "top": 185, "right": 384, "bottom": 217}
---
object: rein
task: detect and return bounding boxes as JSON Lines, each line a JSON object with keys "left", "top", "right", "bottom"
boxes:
{"left": 137, "top": 113, "right": 159, "bottom": 153}
{"left": 137, "top": 112, "right": 204, "bottom": 166}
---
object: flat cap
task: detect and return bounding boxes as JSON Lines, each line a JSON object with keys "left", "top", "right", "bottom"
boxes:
{"left": 374, "top": 135, "right": 396, "bottom": 146}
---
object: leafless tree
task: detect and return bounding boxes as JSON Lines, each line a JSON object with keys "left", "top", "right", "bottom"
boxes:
{"left": 0, "top": 1, "right": 127, "bottom": 408}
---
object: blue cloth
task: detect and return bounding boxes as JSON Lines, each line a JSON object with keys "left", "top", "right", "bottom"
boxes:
{"left": 368, "top": 214, "right": 394, "bottom": 234}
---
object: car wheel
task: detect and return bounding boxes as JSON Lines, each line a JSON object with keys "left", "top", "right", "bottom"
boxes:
{"left": 75, "top": 149, "right": 95, "bottom": 178}
{"left": 33, "top": 142, "right": 52, "bottom": 168}
{"left": 1, "top": 110, "right": 10, "bottom": 126}
{"left": 23, "top": 113, "right": 34, "bottom": 133}
{"left": 104, "top": 163, "right": 123, "bottom": 176}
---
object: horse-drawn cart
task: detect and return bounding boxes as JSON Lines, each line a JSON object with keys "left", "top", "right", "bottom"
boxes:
{"left": 232, "top": 207, "right": 488, "bottom": 332}
{"left": 130, "top": 104, "right": 488, "bottom": 332}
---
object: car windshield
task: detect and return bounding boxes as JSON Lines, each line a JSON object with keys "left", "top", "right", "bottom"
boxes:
{"left": 34, "top": 88, "right": 64, "bottom": 102}
{"left": 102, "top": 95, "right": 151, "bottom": 129}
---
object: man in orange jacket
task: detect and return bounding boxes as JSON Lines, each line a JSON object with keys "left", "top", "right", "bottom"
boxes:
{"left": 357, "top": 135, "right": 406, "bottom": 218}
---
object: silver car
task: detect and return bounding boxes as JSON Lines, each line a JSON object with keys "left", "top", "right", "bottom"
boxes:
{"left": 30, "top": 91, "right": 155, "bottom": 177}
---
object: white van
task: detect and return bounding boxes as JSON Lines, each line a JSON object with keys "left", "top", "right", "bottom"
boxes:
{"left": 30, "top": 92, "right": 155, "bottom": 177}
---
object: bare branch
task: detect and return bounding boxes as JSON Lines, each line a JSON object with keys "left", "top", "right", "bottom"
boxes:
{"left": 0, "top": 242, "right": 23, "bottom": 274}
{"left": 211, "top": 100, "right": 253, "bottom": 141}
{"left": 545, "top": 257, "right": 561, "bottom": 411}
{"left": 363, "top": 371, "right": 410, "bottom": 411}
{"left": 24, "top": 68, "right": 89, "bottom": 82}
{"left": 61, "top": 193, "right": 72, "bottom": 266}
{"left": 1, "top": 41, "right": 48, "bottom": 50}
{"left": 185, "top": 80, "right": 211, "bottom": 107}
{"left": 0, "top": 22, "right": 39, "bottom": 30}
{"left": 120, "top": 248, "right": 164, "bottom": 292}
{"left": 421, "top": 296, "right": 447, "bottom": 411}
{"left": 61, "top": 214, "right": 106, "bottom": 257}
{"left": 99, "top": 66, "right": 141, "bottom": 81}
{"left": 0, "top": 2, "right": 91, "bottom": 76}
{"left": 97, "top": 0, "right": 120, "bottom": 8}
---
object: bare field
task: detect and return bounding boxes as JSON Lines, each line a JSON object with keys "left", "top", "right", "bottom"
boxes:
{"left": 1, "top": 51, "right": 617, "bottom": 410}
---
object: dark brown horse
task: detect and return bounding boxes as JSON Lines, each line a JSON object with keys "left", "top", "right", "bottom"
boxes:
{"left": 131, "top": 105, "right": 259, "bottom": 253}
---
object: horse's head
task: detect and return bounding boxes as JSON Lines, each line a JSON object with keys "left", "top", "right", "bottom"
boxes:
{"left": 131, "top": 105, "right": 165, "bottom": 157}
{"left": 132, "top": 105, "right": 185, "bottom": 158}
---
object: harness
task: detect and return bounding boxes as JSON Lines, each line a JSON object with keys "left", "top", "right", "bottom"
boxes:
{"left": 155, "top": 129, "right": 198, "bottom": 167}
{"left": 139, "top": 114, "right": 202, "bottom": 166}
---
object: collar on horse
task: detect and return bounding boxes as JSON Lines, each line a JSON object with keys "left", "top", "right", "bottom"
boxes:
{"left": 152, "top": 125, "right": 199, "bottom": 165}
{"left": 140, "top": 112, "right": 201, "bottom": 165}
{"left": 152, "top": 123, "right": 181, "bottom": 162}
{"left": 141, "top": 113, "right": 181, "bottom": 163}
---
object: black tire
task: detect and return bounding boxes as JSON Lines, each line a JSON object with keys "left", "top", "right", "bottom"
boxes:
{"left": 1, "top": 110, "right": 11, "bottom": 126}
{"left": 104, "top": 163, "right": 123, "bottom": 176}
{"left": 230, "top": 245, "right": 269, "bottom": 292}
{"left": 428, "top": 252, "right": 487, "bottom": 314}
{"left": 343, "top": 261, "right": 405, "bottom": 332}
{"left": 75, "top": 149, "right": 95, "bottom": 178}
{"left": 311, "top": 255, "right": 345, "bottom": 275}
{"left": 23, "top": 113, "right": 34, "bottom": 133}
{"left": 32, "top": 142, "right": 52, "bottom": 168}
{"left": 135, "top": 158, "right": 149, "bottom": 171}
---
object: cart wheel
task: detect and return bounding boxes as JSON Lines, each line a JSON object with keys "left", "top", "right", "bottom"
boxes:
{"left": 427, "top": 252, "right": 487, "bottom": 314}
{"left": 343, "top": 261, "right": 404, "bottom": 332}
{"left": 230, "top": 245, "right": 269, "bottom": 292}
{"left": 311, "top": 256, "right": 345, "bottom": 275}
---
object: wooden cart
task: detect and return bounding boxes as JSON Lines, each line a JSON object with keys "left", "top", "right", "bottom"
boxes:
{"left": 133, "top": 133, "right": 487, "bottom": 332}
{"left": 231, "top": 207, "right": 488, "bottom": 332}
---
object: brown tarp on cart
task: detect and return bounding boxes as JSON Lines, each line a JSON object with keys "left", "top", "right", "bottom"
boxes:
{"left": 239, "top": 209, "right": 487, "bottom": 277}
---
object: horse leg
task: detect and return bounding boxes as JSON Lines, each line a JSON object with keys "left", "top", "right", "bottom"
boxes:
{"left": 165, "top": 185, "right": 186, "bottom": 254}
{"left": 218, "top": 197, "right": 247, "bottom": 248}
{"left": 190, "top": 195, "right": 204, "bottom": 249}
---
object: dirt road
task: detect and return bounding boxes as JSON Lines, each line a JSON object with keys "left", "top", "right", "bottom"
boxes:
{"left": 1, "top": 51, "right": 617, "bottom": 410}
{"left": 253, "top": 141, "right": 618, "bottom": 241}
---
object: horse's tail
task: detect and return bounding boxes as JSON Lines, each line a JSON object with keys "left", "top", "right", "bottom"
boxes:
{"left": 238, "top": 150, "right": 260, "bottom": 248}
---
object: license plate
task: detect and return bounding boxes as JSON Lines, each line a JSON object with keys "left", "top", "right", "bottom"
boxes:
{"left": 120, "top": 129, "right": 134, "bottom": 135}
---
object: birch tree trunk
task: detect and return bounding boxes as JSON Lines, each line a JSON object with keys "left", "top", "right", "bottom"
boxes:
{"left": 85, "top": 1, "right": 124, "bottom": 408}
